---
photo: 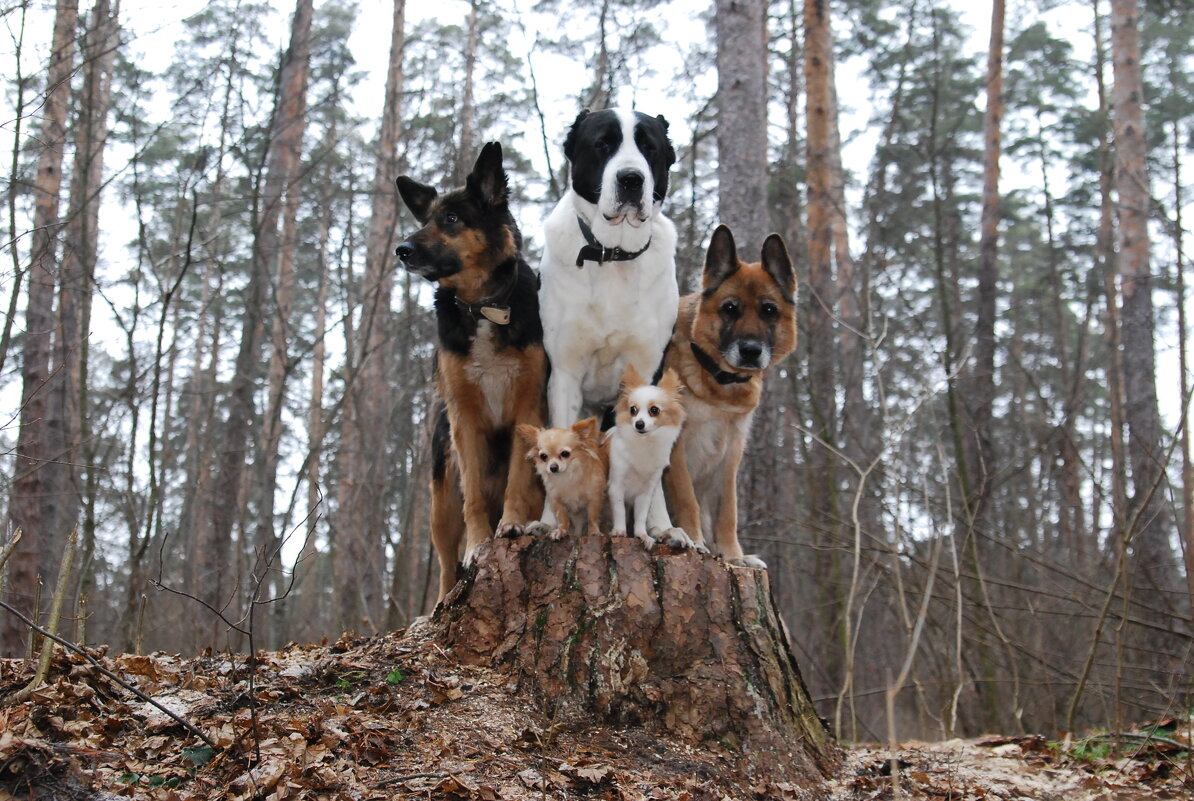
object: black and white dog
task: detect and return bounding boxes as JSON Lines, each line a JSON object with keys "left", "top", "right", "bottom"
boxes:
{"left": 538, "top": 108, "right": 679, "bottom": 429}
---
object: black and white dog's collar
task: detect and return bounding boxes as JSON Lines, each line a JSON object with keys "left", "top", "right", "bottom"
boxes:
{"left": 690, "top": 342, "right": 752, "bottom": 385}
{"left": 574, "top": 215, "right": 652, "bottom": 268}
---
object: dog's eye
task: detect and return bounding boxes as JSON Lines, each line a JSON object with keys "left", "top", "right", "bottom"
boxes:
{"left": 595, "top": 139, "right": 610, "bottom": 154}
{"left": 443, "top": 212, "right": 459, "bottom": 225}
{"left": 539, "top": 453, "right": 548, "bottom": 461}
{"left": 721, "top": 299, "right": 741, "bottom": 317}
{"left": 649, "top": 406, "right": 660, "bottom": 417}
{"left": 761, "top": 301, "right": 779, "bottom": 318}
{"left": 629, "top": 405, "right": 638, "bottom": 416}
{"left": 560, "top": 450, "right": 570, "bottom": 459}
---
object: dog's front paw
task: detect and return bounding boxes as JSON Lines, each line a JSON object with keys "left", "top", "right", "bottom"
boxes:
{"left": 524, "top": 520, "right": 552, "bottom": 538}
{"left": 649, "top": 526, "right": 692, "bottom": 551}
{"left": 462, "top": 544, "right": 482, "bottom": 569}
{"left": 495, "top": 520, "right": 523, "bottom": 538}
{"left": 634, "top": 530, "right": 656, "bottom": 550}
{"left": 611, "top": 528, "right": 628, "bottom": 540}
{"left": 729, "top": 553, "right": 767, "bottom": 570}
{"left": 548, "top": 527, "right": 569, "bottom": 541}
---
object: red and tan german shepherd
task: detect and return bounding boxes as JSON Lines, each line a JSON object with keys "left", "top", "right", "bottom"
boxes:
{"left": 662, "top": 224, "right": 798, "bottom": 567}
{"left": 395, "top": 142, "right": 546, "bottom": 602}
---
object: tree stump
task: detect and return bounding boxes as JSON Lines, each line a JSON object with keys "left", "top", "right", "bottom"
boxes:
{"left": 433, "top": 534, "right": 840, "bottom": 785}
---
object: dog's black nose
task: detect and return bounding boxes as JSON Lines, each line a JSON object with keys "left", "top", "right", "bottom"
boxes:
{"left": 395, "top": 242, "right": 414, "bottom": 261}
{"left": 739, "top": 340, "right": 764, "bottom": 365}
{"left": 616, "top": 170, "right": 644, "bottom": 197}
{"left": 549, "top": 463, "right": 560, "bottom": 473}
{"left": 635, "top": 419, "right": 646, "bottom": 431}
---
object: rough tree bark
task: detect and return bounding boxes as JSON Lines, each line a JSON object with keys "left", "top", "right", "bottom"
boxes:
{"left": 1110, "top": 0, "right": 1176, "bottom": 600}
{"left": 967, "top": 0, "right": 1004, "bottom": 531}
{"left": 253, "top": 0, "right": 314, "bottom": 650}
{"left": 4, "top": 0, "right": 79, "bottom": 658}
{"left": 434, "top": 535, "right": 840, "bottom": 785}
{"left": 334, "top": 0, "right": 406, "bottom": 633}
{"left": 803, "top": 0, "right": 842, "bottom": 708}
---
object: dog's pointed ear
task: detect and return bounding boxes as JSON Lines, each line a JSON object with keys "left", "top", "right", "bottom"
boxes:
{"left": 563, "top": 108, "right": 592, "bottom": 162}
{"left": 467, "top": 141, "right": 508, "bottom": 208}
{"left": 658, "top": 368, "right": 683, "bottom": 397}
{"left": 703, "top": 224, "right": 740, "bottom": 292}
{"left": 619, "top": 362, "right": 644, "bottom": 393}
{"left": 571, "top": 417, "right": 599, "bottom": 441}
{"left": 761, "top": 233, "right": 796, "bottom": 303}
{"left": 395, "top": 176, "right": 437, "bottom": 223}
{"left": 515, "top": 423, "right": 540, "bottom": 453}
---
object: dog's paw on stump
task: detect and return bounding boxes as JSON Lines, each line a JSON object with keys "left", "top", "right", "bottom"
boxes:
{"left": 432, "top": 534, "right": 840, "bottom": 786}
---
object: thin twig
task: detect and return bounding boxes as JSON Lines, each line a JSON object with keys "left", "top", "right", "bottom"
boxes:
{"left": 0, "top": 598, "right": 218, "bottom": 751}
{"left": 5, "top": 528, "right": 77, "bottom": 704}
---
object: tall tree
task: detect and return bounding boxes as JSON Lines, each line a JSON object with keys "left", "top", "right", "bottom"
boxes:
{"left": 803, "top": 0, "right": 842, "bottom": 708}
{"left": 4, "top": 0, "right": 80, "bottom": 658}
{"left": 1109, "top": 0, "right": 1175, "bottom": 605}
{"left": 54, "top": 0, "right": 120, "bottom": 632}
{"left": 966, "top": 0, "right": 1004, "bottom": 531}
{"left": 251, "top": 0, "right": 315, "bottom": 649}
{"left": 334, "top": 0, "right": 406, "bottom": 633}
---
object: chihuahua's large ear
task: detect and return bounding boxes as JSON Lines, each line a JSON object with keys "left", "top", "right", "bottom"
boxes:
{"left": 761, "top": 233, "right": 796, "bottom": 303}
{"left": 515, "top": 423, "right": 540, "bottom": 453}
{"left": 658, "top": 368, "right": 683, "bottom": 398}
{"left": 571, "top": 417, "right": 600, "bottom": 441}
{"left": 395, "top": 176, "right": 437, "bottom": 223}
{"left": 702, "top": 224, "right": 739, "bottom": 293}
{"left": 619, "top": 362, "right": 645, "bottom": 393}
{"left": 467, "top": 141, "right": 508, "bottom": 208}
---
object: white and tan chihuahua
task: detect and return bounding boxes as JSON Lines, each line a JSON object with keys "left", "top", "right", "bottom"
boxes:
{"left": 607, "top": 364, "right": 693, "bottom": 550}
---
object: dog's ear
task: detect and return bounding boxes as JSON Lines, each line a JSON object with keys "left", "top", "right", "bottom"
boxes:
{"left": 702, "top": 224, "right": 740, "bottom": 292}
{"left": 761, "top": 233, "right": 796, "bottom": 303}
{"left": 467, "top": 141, "right": 509, "bottom": 208}
{"left": 658, "top": 368, "right": 683, "bottom": 398}
{"left": 563, "top": 108, "right": 591, "bottom": 162}
{"left": 619, "top": 362, "right": 644, "bottom": 393}
{"left": 515, "top": 423, "right": 540, "bottom": 455}
{"left": 395, "top": 176, "right": 437, "bottom": 224}
{"left": 571, "top": 417, "right": 600, "bottom": 441}
{"left": 654, "top": 115, "right": 677, "bottom": 168}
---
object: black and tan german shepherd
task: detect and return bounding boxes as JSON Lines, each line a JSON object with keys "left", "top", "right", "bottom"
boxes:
{"left": 395, "top": 142, "right": 546, "bottom": 603}
{"left": 661, "top": 224, "right": 798, "bottom": 568}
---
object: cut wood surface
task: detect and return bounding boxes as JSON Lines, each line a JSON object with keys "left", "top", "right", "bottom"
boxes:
{"left": 434, "top": 533, "right": 841, "bottom": 785}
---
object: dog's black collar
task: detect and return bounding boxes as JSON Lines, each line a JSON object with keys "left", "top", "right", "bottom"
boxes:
{"left": 574, "top": 215, "right": 652, "bottom": 268}
{"left": 453, "top": 259, "right": 518, "bottom": 325}
{"left": 690, "top": 342, "right": 752, "bottom": 385}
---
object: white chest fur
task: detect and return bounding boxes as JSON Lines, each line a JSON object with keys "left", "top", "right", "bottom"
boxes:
{"left": 463, "top": 322, "right": 520, "bottom": 424}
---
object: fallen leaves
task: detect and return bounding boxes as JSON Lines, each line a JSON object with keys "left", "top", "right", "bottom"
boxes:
{"left": 2, "top": 630, "right": 1191, "bottom": 800}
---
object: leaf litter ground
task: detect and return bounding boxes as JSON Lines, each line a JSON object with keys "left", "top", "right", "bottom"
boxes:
{"left": 1, "top": 624, "right": 1190, "bottom": 800}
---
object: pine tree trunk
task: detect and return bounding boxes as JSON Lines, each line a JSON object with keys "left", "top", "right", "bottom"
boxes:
{"left": 454, "top": 0, "right": 479, "bottom": 185}
{"left": 335, "top": 0, "right": 406, "bottom": 634}
{"left": 1092, "top": 0, "right": 1129, "bottom": 544}
{"left": 4, "top": 0, "right": 79, "bottom": 658}
{"left": 968, "top": 0, "right": 1004, "bottom": 527}
{"left": 253, "top": 0, "right": 314, "bottom": 649}
{"left": 1110, "top": 0, "right": 1176, "bottom": 599}
{"left": 434, "top": 535, "right": 840, "bottom": 784}
{"left": 52, "top": 0, "right": 119, "bottom": 629}
{"left": 715, "top": 0, "right": 769, "bottom": 256}
{"left": 803, "top": 0, "right": 843, "bottom": 716}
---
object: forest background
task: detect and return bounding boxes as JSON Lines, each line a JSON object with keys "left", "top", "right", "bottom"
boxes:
{"left": 1, "top": 0, "right": 1191, "bottom": 746}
